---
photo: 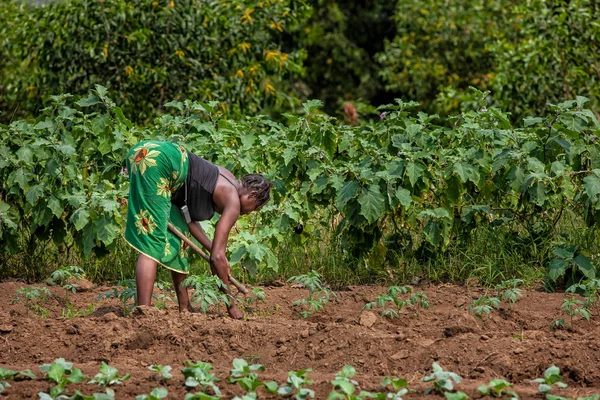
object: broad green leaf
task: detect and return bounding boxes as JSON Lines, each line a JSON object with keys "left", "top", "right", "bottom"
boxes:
{"left": 71, "top": 208, "right": 90, "bottom": 231}
{"left": 34, "top": 120, "right": 53, "bottom": 130}
{"left": 16, "top": 146, "right": 33, "bottom": 164}
{"left": 423, "top": 220, "right": 443, "bottom": 246}
{"left": 395, "top": 187, "right": 412, "bottom": 208}
{"left": 405, "top": 162, "right": 424, "bottom": 187}
{"left": 76, "top": 94, "right": 100, "bottom": 107}
{"left": 336, "top": 181, "right": 359, "bottom": 209}
{"left": 574, "top": 254, "right": 595, "bottom": 279}
{"left": 548, "top": 259, "right": 569, "bottom": 282}
{"left": 583, "top": 174, "right": 600, "bottom": 199}
{"left": 302, "top": 100, "right": 323, "bottom": 115}
{"left": 95, "top": 215, "right": 118, "bottom": 245}
{"left": 358, "top": 185, "right": 385, "bottom": 224}
{"left": 47, "top": 197, "right": 64, "bottom": 218}
{"left": 9, "top": 168, "right": 31, "bottom": 190}
{"left": 26, "top": 184, "right": 45, "bottom": 205}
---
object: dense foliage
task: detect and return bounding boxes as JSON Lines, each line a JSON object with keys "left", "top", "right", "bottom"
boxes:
{"left": 0, "top": 0, "right": 308, "bottom": 124}
{"left": 1, "top": 87, "right": 599, "bottom": 285}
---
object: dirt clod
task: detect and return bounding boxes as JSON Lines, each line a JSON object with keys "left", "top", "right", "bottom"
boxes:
{"left": 359, "top": 311, "right": 377, "bottom": 327}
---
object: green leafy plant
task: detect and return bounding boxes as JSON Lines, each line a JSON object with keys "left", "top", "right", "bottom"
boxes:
{"left": 277, "top": 369, "right": 314, "bottom": 399}
{"left": 381, "top": 376, "right": 409, "bottom": 399}
{"left": 422, "top": 362, "right": 463, "bottom": 395}
{"left": 328, "top": 365, "right": 376, "bottom": 400}
{"left": 148, "top": 365, "right": 172, "bottom": 381}
{"left": 97, "top": 279, "right": 137, "bottom": 316}
{"left": 532, "top": 366, "right": 568, "bottom": 395}
{"left": 363, "top": 286, "right": 429, "bottom": 319}
{"left": 12, "top": 286, "right": 51, "bottom": 317}
{"left": 558, "top": 297, "right": 591, "bottom": 330}
{"left": 242, "top": 287, "right": 267, "bottom": 311}
{"left": 228, "top": 358, "right": 276, "bottom": 396}
{"left": 548, "top": 245, "right": 596, "bottom": 288}
{"left": 469, "top": 295, "right": 500, "bottom": 327}
{"left": 136, "top": 388, "right": 168, "bottom": 400}
{"left": 444, "top": 392, "right": 469, "bottom": 400}
{"left": 184, "top": 393, "right": 221, "bottom": 400}
{"left": 183, "top": 274, "right": 230, "bottom": 314}
{"left": 154, "top": 281, "right": 173, "bottom": 311}
{"left": 88, "top": 362, "right": 130, "bottom": 387}
{"left": 0, "top": 381, "right": 10, "bottom": 393}
{"left": 0, "top": 367, "right": 37, "bottom": 380}
{"left": 50, "top": 265, "right": 84, "bottom": 302}
{"left": 182, "top": 361, "right": 221, "bottom": 396}
{"left": 70, "top": 388, "right": 116, "bottom": 400}
{"left": 496, "top": 280, "right": 524, "bottom": 310}
{"left": 478, "top": 379, "right": 518, "bottom": 399}
{"left": 289, "top": 271, "right": 336, "bottom": 318}
{"left": 39, "top": 358, "right": 87, "bottom": 399}
{"left": 566, "top": 279, "right": 600, "bottom": 310}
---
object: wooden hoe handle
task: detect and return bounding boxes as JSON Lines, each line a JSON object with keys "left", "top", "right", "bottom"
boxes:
{"left": 167, "top": 222, "right": 249, "bottom": 295}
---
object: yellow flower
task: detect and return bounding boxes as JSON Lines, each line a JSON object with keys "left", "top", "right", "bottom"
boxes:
{"left": 235, "top": 69, "right": 244, "bottom": 78}
{"left": 269, "top": 20, "right": 283, "bottom": 32}
{"left": 125, "top": 66, "right": 134, "bottom": 76}
{"left": 239, "top": 42, "right": 251, "bottom": 53}
{"left": 169, "top": 1, "right": 175, "bottom": 7}
{"left": 264, "top": 81, "right": 275, "bottom": 95}
{"left": 175, "top": 50, "right": 185, "bottom": 59}
{"left": 103, "top": 44, "right": 109, "bottom": 58}
{"left": 135, "top": 210, "right": 157, "bottom": 235}
{"left": 128, "top": 143, "right": 161, "bottom": 175}
{"left": 156, "top": 178, "right": 172, "bottom": 198}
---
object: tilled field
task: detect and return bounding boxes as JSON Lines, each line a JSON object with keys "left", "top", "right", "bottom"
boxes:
{"left": 1, "top": 280, "right": 600, "bottom": 399}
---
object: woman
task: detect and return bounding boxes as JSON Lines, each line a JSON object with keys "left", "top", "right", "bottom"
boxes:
{"left": 124, "top": 140, "right": 271, "bottom": 319}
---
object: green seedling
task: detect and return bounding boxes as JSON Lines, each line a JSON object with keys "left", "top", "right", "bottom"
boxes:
{"left": 445, "top": 392, "right": 469, "bottom": 400}
{"left": 496, "top": 279, "right": 524, "bottom": 310}
{"left": 560, "top": 297, "right": 591, "bottom": 329}
{"left": 154, "top": 281, "right": 173, "bottom": 310}
{"left": 477, "top": 379, "right": 518, "bottom": 399}
{"left": 0, "top": 381, "right": 11, "bottom": 393}
{"left": 228, "top": 358, "right": 276, "bottom": 395}
{"left": 148, "top": 365, "right": 172, "bottom": 380}
{"left": 233, "top": 394, "right": 258, "bottom": 400}
{"left": 469, "top": 295, "right": 500, "bottom": 327}
{"left": 381, "top": 376, "right": 409, "bottom": 399}
{"left": 532, "top": 366, "right": 568, "bottom": 395}
{"left": 88, "top": 362, "right": 130, "bottom": 386}
{"left": 184, "top": 393, "right": 221, "bottom": 400}
{"left": 277, "top": 369, "right": 315, "bottom": 399}
{"left": 97, "top": 279, "right": 137, "bottom": 316}
{"left": 0, "top": 367, "right": 37, "bottom": 380}
{"left": 39, "top": 358, "right": 87, "bottom": 398}
{"left": 363, "top": 286, "right": 429, "bottom": 319}
{"left": 289, "top": 271, "right": 336, "bottom": 318}
{"left": 12, "top": 286, "right": 51, "bottom": 317}
{"left": 70, "top": 388, "right": 116, "bottom": 400}
{"left": 566, "top": 279, "right": 600, "bottom": 310}
{"left": 51, "top": 266, "right": 84, "bottom": 304}
{"left": 182, "top": 361, "right": 221, "bottom": 396}
{"left": 136, "top": 387, "right": 168, "bottom": 400}
{"left": 422, "top": 362, "right": 462, "bottom": 395}
{"left": 328, "top": 364, "right": 376, "bottom": 400}
{"left": 243, "top": 287, "right": 267, "bottom": 308}
{"left": 183, "top": 274, "right": 230, "bottom": 314}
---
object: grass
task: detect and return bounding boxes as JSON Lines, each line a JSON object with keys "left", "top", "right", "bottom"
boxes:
{"left": 1, "top": 212, "right": 599, "bottom": 292}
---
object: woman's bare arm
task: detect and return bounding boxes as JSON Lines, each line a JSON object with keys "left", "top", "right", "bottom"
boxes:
{"left": 187, "top": 222, "right": 212, "bottom": 253}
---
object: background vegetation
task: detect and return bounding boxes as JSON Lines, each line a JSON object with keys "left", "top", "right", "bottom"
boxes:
{"left": 1, "top": 0, "right": 599, "bottom": 288}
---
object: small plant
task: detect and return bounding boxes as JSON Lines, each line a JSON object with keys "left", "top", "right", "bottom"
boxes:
{"left": 148, "top": 365, "right": 172, "bottom": 381}
{"left": 0, "top": 367, "right": 37, "bottom": 380}
{"left": 444, "top": 392, "right": 469, "bottom": 400}
{"left": 469, "top": 295, "right": 500, "bottom": 327}
{"left": 97, "top": 279, "right": 137, "bottom": 316}
{"left": 136, "top": 387, "right": 168, "bottom": 400}
{"left": 477, "top": 379, "right": 518, "bottom": 399}
{"left": 0, "top": 381, "right": 11, "bottom": 393}
{"left": 422, "top": 362, "right": 462, "bottom": 395}
{"left": 184, "top": 393, "right": 220, "bottom": 400}
{"left": 560, "top": 297, "right": 591, "bottom": 329}
{"left": 228, "top": 358, "right": 276, "bottom": 395}
{"left": 363, "top": 286, "right": 429, "bottom": 319}
{"left": 39, "top": 358, "right": 87, "bottom": 398}
{"left": 154, "top": 281, "right": 173, "bottom": 310}
{"left": 496, "top": 279, "right": 524, "bottom": 310}
{"left": 12, "top": 286, "right": 51, "bottom": 317}
{"left": 277, "top": 369, "right": 315, "bottom": 399}
{"left": 243, "top": 287, "right": 267, "bottom": 310}
{"left": 88, "top": 362, "right": 131, "bottom": 386}
{"left": 381, "top": 376, "right": 409, "bottom": 399}
{"left": 51, "top": 265, "right": 85, "bottom": 304}
{"left": 289, "top": 271, "right": 336, "bottom": 318}
{"left": 532, "top": 366, "right": 568, "bottom": 395}
{"left": 183, "top": 274, "right": 231, "bottom": 314}
{"left": 70, "top": 388, "right": 116, "bottom": 400}
{"left": 182, "top": 361, "right": 221, "bottom": 396}
{"left": 566, "top": 278, "right": 600, "bottom": 310}
{"left": 328, "top": 365, "right": 376, "bottom": 400}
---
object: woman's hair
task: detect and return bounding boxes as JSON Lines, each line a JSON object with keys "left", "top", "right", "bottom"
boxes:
{"left": 241, "top": 174, "right": 272, "bottom": 207}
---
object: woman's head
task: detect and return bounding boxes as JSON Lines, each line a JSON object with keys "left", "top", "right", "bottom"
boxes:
{"left": 239, "top": 174, "right": 272, "bottom": 214}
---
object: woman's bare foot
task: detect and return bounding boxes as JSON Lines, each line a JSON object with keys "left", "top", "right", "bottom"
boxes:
{"left": 227, "top": 304, "right": 244, "bottom": 319}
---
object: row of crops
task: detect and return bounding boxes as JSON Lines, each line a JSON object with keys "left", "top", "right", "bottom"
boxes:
{"left": 1, "top": 87, "right": 600, "bottom": 284}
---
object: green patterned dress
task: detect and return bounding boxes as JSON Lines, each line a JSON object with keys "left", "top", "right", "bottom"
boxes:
{"left": 124, "top": 140, "right": 193, "bottom": 273}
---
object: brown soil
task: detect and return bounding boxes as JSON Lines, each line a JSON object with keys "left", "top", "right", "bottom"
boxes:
{"left": 1, "top": 280, "right": 600, "bottom": 399}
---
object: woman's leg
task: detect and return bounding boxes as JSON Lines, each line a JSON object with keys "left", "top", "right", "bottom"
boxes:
{"left": 171, "top": 270, "right": 191, "bottom": 312}
{"left": 136, "top": 254, "right": 157, "bottom": 306}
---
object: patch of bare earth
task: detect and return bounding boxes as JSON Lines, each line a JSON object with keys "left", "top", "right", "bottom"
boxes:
{"left": 1, "top": 281, "right": 599, "bottom": 398}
